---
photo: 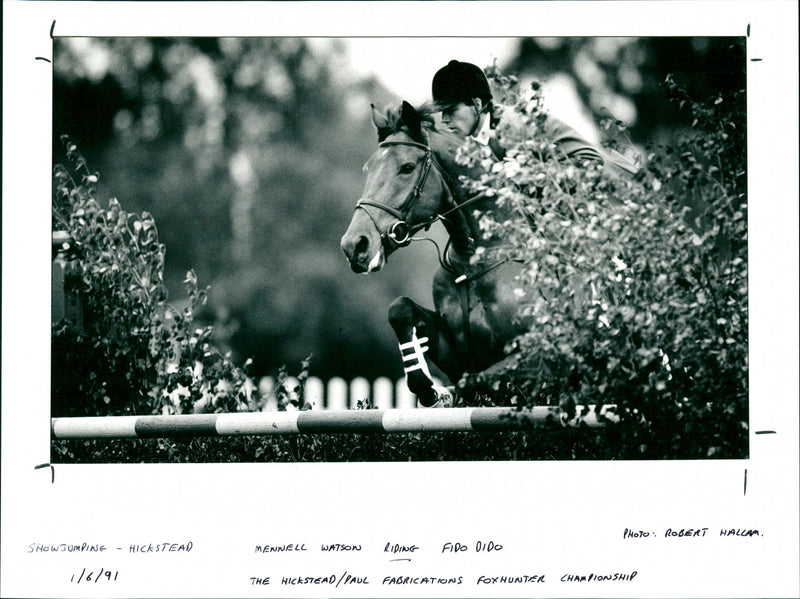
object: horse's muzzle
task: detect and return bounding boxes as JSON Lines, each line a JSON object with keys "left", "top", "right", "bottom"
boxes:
{"left": 341, "top": 233, "right": 383, "bottom": 273}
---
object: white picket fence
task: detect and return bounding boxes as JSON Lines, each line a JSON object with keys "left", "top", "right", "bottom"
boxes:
{"left": 257, "top": 376, "right": 441, "bottom": 411}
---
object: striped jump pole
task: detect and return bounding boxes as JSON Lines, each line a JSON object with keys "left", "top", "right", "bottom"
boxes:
{"left": 51, "top": 406, "right": 618, "bottom": 440}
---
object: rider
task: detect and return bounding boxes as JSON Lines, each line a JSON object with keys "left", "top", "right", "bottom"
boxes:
{"left": 430, "top": 59, "right": 638, "bottom": 176}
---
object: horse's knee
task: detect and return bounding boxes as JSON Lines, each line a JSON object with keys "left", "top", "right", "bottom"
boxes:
{"left": 388, "top": 296, "right": 416, "bottom": 328}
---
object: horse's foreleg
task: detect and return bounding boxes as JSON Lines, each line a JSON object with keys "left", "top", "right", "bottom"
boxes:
{"left": 388, "top": 297, "right": 455, "bottom": 407}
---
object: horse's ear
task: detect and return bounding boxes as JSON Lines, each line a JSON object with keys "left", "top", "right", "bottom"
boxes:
{"left": 371, "top": 103, "right": 392, "bottom": 142}
{"left": 401, "top": 101, "right": 424, "bottom": 143}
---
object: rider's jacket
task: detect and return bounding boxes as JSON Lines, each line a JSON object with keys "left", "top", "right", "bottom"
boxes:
{"left": 472, "top": 104, "right": 638, "bottom": 178}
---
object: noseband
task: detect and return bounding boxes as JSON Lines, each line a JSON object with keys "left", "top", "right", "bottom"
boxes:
{"left": 355, "top": 140, "right": 454, "bottom": 248}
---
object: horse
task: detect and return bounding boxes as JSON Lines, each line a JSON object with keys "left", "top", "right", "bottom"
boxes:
{"left": 340, "top": 101, "right": 530, "bottom": 407}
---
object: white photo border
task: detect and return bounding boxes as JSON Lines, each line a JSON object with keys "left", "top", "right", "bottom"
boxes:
{"left": 2, "top": 2, "right": 798, "bottom": 598}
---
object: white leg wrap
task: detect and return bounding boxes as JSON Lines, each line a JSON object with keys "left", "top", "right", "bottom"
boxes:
{"left": 399, "top": 327, "right": 434, "bottom": 379}
{"left": 400, "top": 327, "right": 454, "bottom": 408}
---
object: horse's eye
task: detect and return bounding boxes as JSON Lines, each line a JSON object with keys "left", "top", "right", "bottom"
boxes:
{"left": 400, "top": 162, "right": 416, "bottom": 174}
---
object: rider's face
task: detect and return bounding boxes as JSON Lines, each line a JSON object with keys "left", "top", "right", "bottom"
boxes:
{"left": 440, "top": 102, "right": 477, "bottom": 138}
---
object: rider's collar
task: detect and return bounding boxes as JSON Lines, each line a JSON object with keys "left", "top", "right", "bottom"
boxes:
{"left": 471, "top": 114, "right": 493, "bottom": 146}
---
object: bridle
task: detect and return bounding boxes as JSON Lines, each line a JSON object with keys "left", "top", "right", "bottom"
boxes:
{"left": 355, "top": 140, "right": 455, "bottom": 248}
{"left": 354, "top": 137, "right": 498, "bottom": 278}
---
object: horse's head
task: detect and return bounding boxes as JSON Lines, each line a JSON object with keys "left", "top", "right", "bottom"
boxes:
{"left": 340, "top": 101, "right": 456, "bottom": 273}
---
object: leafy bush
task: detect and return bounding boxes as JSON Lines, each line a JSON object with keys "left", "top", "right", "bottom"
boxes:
{"left": 454, "top": 67, "right": 747, "bottom": 458}
{"left": 53, "top": 426, "right": 623, "bottom": 463}
{"left": 52, "top": 136, "right": 260, "bottom": 417}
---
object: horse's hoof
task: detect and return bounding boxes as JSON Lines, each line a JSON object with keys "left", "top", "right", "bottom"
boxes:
{"left": 419, "top": 385, "right": 454, "bottom": 408}
{"left": 436, "top": 385, "right": 454, "bottom": 407}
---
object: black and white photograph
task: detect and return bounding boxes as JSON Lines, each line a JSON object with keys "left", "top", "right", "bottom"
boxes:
{"left": 2, "top": 2, "right": 798, "bottom": 598}
{"left": 50, "top": 34, "right": 748, "bottom": 462}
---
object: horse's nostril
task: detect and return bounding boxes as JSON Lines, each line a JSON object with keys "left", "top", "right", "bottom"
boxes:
{"left": 341, "top": 234, "right": 372, "bottom": 272}
{"left": 354, "top": 236, "right": 369, "bottom": 256}
{"left": 341, "top": 234, "right": 368, "bottom": 259}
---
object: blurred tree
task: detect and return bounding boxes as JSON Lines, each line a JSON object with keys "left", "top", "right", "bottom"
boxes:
{"left": 509, "top": 37, "right": 746, "bottom": 146}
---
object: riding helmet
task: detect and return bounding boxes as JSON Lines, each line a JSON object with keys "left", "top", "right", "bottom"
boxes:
{"left": 432, "top": 60, "right": 492, "bottom": 110}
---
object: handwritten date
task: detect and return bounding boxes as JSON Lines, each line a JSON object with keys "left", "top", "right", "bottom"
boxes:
{"left": 70, "top": 567, "right": 119, "bottom": 583}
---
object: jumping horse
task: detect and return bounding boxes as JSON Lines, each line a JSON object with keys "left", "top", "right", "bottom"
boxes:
{"left": 340, "top": 102, "right": 529, "bottom": 407}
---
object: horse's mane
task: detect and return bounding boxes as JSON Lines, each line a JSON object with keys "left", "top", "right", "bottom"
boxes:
{"left": 376, "top": 101, "right": 471, "bottom": 154}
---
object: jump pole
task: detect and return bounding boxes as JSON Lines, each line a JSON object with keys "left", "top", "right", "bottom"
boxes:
{"left": 51, "top": 406, "right": 618, "bottom": 440}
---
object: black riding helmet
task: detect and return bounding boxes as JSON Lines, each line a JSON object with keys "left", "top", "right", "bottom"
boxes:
{"left": 432, "top": 60, "right": 492, "bottom": 111}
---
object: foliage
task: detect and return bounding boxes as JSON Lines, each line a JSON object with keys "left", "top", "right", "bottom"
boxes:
{"left": 511, "top": 37, "right": 746, "bottom": 146}
{"left": 52, "top": 137, "right": 263, "bottom": 417}
{"left": 454, "top": 67, "right": 747, "bottom": 458}
{"left": 53, "top": 429, "right": 613, "bottom": 463}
